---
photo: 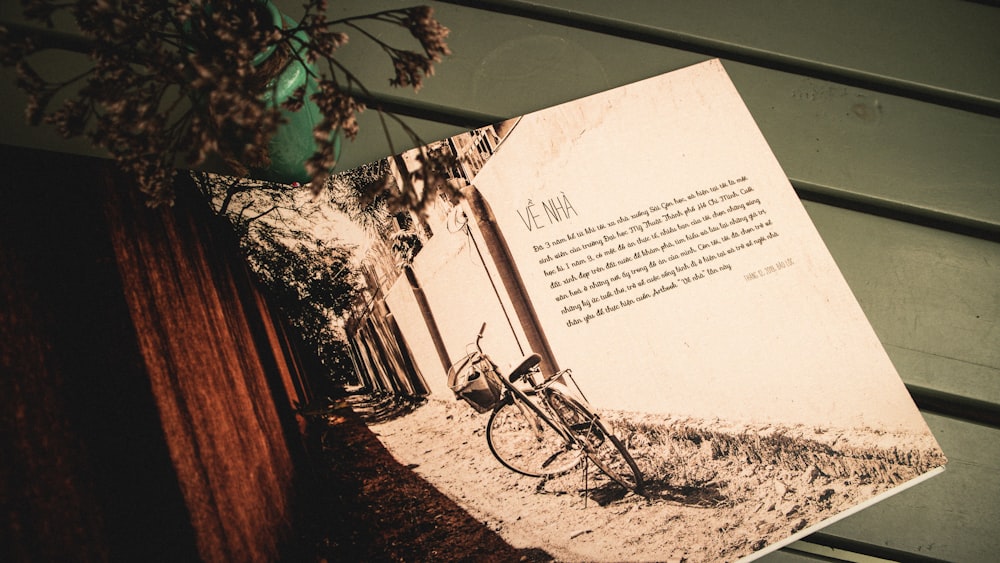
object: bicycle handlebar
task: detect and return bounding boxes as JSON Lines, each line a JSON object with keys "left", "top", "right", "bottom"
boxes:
{"left": 475, "top": 322, "right": 487, "bottom": 351}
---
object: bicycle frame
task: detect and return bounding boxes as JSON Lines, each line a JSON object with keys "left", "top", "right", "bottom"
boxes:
{"left": 471, "top": 322, "right": 644, "bottom": 492}
{"left": 471, "top": 323, "right": 579, "bottom": 447}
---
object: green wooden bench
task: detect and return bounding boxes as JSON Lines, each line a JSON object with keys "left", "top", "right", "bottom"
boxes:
{"left": 2, "top": 1, "right": 996, "bottom": 561}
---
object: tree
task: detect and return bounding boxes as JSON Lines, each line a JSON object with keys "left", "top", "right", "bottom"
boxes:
{"left": 246, "top": 222, "right": 358, "bottom": 380}
{"left": 325, "top": 157, "right": 428, "bottom": 265}
{"left": 325, "top": 158, "right": 393, "bottom": 236}
{"left": 194, "top": 170, "right": 362, "bottom": 383}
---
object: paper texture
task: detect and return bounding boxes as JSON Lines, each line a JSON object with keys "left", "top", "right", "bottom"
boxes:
{"left": 346, "top": 59, "right": 946, "bottom": 562}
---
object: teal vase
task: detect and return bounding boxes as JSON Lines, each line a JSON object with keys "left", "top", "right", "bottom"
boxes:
{"left": 255, "top": 1, "right": 340, "bottom": 184}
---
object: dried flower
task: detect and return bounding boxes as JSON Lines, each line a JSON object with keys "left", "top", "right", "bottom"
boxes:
{"left": 1, "top": 1, "right": 454, "bottom": 209}
{"left": 389, "top": 49, "right": 435, "bottom": 90}
{"left": 401, "top": 6, "right": 452, "bottom": 62}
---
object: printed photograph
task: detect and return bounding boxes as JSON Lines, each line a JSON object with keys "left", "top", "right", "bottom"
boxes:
{"left": 330, "top": 60, "right": 947, "bottom": 563}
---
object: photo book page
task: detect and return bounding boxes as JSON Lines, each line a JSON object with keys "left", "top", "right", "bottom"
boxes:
{"left": 343, "top": 59, "right": 946, "bottom": 562}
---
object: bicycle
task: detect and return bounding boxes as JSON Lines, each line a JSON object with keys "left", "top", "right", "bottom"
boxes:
{"left": 448, "top": 323, "right": 643, "bottom": 493}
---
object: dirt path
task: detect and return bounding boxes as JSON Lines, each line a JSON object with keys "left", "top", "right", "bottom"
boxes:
{"left": 370, "top": 397, "right": 943, "bottom": 562}
{"left": 372, "top": 399, "right": 719, "bottom": 562}
{"left": 304, "top": 399, "right": 551, "bottom": 562}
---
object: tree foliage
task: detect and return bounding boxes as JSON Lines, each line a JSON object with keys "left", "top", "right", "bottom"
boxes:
{"left": 194, "top": 170, "right": 361, "bottom": 382}
{"left": 246, "top": 221, "right": 357, "bottom": 379}
{"left": 325, "top": 158, "right": 392, "bottom": 236}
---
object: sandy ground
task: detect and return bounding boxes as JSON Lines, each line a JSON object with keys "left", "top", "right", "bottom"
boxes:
{"left": 369, "top": 397, "right": 944, "bottom": 563}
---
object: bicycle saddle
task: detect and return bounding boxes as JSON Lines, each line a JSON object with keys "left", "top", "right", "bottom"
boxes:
{"left": 507, "top": 353, "right": 541, "bottom": 382}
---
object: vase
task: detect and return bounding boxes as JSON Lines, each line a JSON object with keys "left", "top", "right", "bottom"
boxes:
{"left": 254, "top": 1, "right": 340, "bottom": 184}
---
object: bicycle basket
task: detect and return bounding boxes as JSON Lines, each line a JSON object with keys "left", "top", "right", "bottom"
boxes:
{"left": 447, "top": 351, "right": 502, "bottom": 413}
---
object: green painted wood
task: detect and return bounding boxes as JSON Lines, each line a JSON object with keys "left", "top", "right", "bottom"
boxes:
{"left": 309, "top": 1, "right": 1000, "bottom": 235}
{"left": 761, "top": 548, "right": 835, "bottom": 563}
{"left": 804, "top": 202, "right": 1000, "bottom": 406}
{"left": 781, "top": 541, "right": 917, "bottom": 563}
{"left": 0, "top": 66, "right": 464, "bottom": 178}
{"left": 0, "top": 52, "right": 103, "bottom": 158}
{"left": 5, "top": 3, "right": 998, "bottom": 233}
{"left": 442, "top": 0, "right": 1000, "bottom": 114}
{"left": 822, "top": 413, "right": 1000, "bottom": 562}
{"left": 738, "top": 68, "right": 1000, "bottom": 240}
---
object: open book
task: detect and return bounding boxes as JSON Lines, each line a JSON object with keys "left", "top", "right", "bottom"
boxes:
{"left": 346, "top": 59, "right": 946, "bottom": 562}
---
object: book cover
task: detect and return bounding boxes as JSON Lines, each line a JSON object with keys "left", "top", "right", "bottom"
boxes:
{"left": 345, "top": 59, "right": 946, "bottom": 562}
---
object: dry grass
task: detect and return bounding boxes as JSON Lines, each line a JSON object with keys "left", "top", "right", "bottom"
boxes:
{"left": 602, "top": 412, "right": 946, "bottom": 495}
{"left": 373, "top": 398, "right": 948, "bottom": 563}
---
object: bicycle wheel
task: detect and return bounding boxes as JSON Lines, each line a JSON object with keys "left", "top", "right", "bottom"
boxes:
{"left": 487, "top": 399, "right": 582, "bottom": 477}
{"left": 546, "top": 388, "right": 643, "bottom": 492}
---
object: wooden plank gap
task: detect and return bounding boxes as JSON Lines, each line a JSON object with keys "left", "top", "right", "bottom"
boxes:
{"left": 966, "top": 0, "right": 1000, "bottom": 8}
{"left": 350, "top": 91, "right": 506, "bottom": 130}
{"left": 784, "top": 540, "right": 896, "bottom": 562}
{"left": 806, "top": 532, "right": 953, "bottom": 563}
{"left": 907, "top": 384, "right": 1000, "bottom": 430}
{"left": 791, "top": 179, "right": 1000, "bottom": 243}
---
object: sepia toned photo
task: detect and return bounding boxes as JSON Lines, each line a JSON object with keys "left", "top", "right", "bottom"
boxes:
{"left": 337, "top": 61, "right": 947, "bottom": 562}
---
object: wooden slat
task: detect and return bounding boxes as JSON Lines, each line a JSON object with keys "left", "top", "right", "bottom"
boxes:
{"left": 805, "top": 202, "right": 1000, "bottom": 407}
{"left": 5, "top": 3, "right": 998, "bottom": 234}
{"left": 439, "top": 0, "right": 1000, "bottom": 115}
{"left": 763, "top": 548, "right": 841, "bottom": 563}
{"left": 820, "top": 413, "right": 1000, "bottom": 562}
{"left": 781, "top": 541, "right": 921, "bottom": 563}
{"left": 0, "top": 66, "right": 466, "bottom": 177}
{"left": 313, "top": 1, "right": 1000, "bottom": 236}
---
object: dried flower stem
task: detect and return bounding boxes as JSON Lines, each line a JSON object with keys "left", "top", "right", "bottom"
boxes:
{"left": 2, "top": 1, "right": 455, "bottom": 210}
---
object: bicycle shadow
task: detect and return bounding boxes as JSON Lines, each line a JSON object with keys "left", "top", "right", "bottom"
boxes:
{"left": 583, "top": 479, "right": 730, "bottom": 508}
{"left": 639, "top": 478, "right": 730, "bottom": 507}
